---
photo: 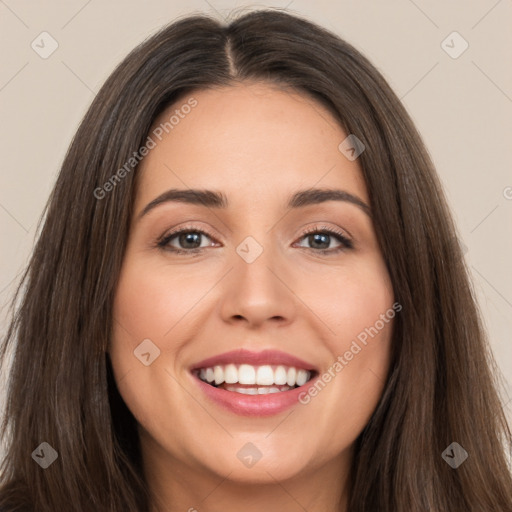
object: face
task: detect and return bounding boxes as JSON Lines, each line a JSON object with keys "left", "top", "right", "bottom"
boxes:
{"left": 110, "top": 82, "right": 395, "bottom": 492}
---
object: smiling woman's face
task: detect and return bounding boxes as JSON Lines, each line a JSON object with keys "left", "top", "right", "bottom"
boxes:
{"left": 110, "top": 81, "right": 395, "bottom": 502}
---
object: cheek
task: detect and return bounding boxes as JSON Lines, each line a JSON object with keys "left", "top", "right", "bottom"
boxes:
{"left": 302, "top": 256, "right": 394, "bottom": 346}
{"left": 108, "top": 254, "right": 224, "bottom": 420}
{"left": 112, "top": 257, "right": 212, "bottom": 344}
{"left": 301, "top": 256, "right": 395, "bottom": 404}
{"left": 295, "top": 270, "right": 394, "bottom": 454}
{"left": 108, "top": 259, "right": 203, "bottom": 433}
{"left": 108, "top": 258, "right": 190, "bottom": 399}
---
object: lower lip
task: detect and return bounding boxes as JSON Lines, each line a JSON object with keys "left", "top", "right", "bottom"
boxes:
{"left": 192, "top": 374, "right": 319, "bottom": 417}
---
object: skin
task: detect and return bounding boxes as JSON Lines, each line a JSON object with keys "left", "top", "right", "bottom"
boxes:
{"left": 109, "top": 81, "right": 395, "bottom": 512}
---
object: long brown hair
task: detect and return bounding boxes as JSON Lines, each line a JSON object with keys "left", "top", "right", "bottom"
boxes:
{"left": 1, "top": 8, "right": 511, "bottom": 512}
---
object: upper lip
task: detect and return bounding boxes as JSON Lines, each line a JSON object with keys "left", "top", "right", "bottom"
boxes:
{"left": 191, "top": 349, "right": 318, "bottom": 372}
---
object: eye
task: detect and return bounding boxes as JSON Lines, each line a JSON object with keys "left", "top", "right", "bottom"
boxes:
{"left": 157, "top": 226, "right": 217, "bottom": 254}
{"left": 156, "top": 224, "right": 353, "bottom": 255}
{"left": 294, "top": 226, "right": 353, "bottom": 254}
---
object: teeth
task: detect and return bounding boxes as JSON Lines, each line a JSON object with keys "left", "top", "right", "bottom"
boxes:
{"left": 214, "top": 365, "right": 224, "bottom": 385}
{"left": 256, "top": 365, "right": 274, "bottom": 385}
{"left": 286, "top": 367, "right": 296, "bottom": 387}
{"left": 225, "top": 385, "right": 292, "bottom": 395}
{"left": 274, "top": 366, "right": 288, "bottom": 385}
{"left": 239, "top": 387, "right": 258, "bottom": 395}
{"left": 225, "top": 364, "right": 238, "bottom": 384}
{"left": 296, "top": 369, "right": 309, "bottom": 386}
{"left": 196, "top": 364, "right": 313, "bottom": 387}
{"left": 239, "top": 364, "right": 256, "bottom": 384}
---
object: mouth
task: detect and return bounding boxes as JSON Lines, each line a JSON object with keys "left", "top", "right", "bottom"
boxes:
{"left": 189, "top": 349, "right": 320, "bottom": 415}
{"left": 192, "top": 364, "right": 318, "bottom": 395}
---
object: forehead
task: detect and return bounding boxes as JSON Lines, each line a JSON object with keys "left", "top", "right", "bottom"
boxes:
{"left": 135, "top": 81, "right": 368, "bottom": 210}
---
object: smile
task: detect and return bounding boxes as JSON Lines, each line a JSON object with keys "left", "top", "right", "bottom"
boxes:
{"left": 193, "top": 364, "right": 315, "bottom": 394}
{"left": 190, "top": 349, "right": 319, "bottom": 416}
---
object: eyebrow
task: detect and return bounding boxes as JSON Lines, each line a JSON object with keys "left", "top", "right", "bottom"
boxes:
{"left": 138, "top": 187, "right": 371, "bottom": 219}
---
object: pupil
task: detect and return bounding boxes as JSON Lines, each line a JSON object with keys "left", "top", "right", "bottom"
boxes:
{"left": 180, "top": 232, "right": 201, "bottom": 248}
{"left": 310, "top": 233, "right": 329, "bottom": 249}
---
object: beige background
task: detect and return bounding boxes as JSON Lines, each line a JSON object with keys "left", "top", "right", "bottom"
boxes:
{"left": 1, "top": 0, "right": 511, "bottom": 460}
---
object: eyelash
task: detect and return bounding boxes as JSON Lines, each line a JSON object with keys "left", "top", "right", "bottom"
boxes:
{"left": 156, "top": 224, "right": 353, "bottom": 256}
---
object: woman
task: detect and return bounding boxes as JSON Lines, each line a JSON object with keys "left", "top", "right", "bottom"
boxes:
{"left": 0, "top": 8, "right": 511, "bottom": 512}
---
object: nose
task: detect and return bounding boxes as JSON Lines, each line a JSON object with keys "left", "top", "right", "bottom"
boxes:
{"left": 218, "top": 240, "right": 297, "bottom": 329}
